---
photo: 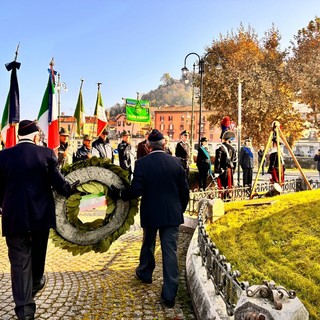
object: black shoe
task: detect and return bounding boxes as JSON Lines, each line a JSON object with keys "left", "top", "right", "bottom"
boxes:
{"left": 32, "top": 275, "right": 46, "bottom": 297}
{"left": 161, "top": 293, "right": 175, "bottom": 308}
{"left": 135, "top": 270, "right": 152, "bottom": 284}
{"left": 19, "top": 316, "right": 34, "bottom": 320}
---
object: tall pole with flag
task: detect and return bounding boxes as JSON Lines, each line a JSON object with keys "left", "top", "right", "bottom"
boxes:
{"left": 94, "top": 83, "right": 107, "bottom": 136}
{"left": 73, "top": 79, "right": 85, "bottom": 137}
{"left": 1, "top": 44, "right": 21, "bottom": 148}
{"left": 37, "top": 58, "right": 59, "bottom": 150}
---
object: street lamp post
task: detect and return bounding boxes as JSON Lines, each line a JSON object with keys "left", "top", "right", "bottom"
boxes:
{"left": 182, "top": 51, "right": 222, "bottom": 147}
{"left": 184, "top": 63, "right": 196, "bottom": 152}
{"left": 237, "top": 78, "right": 242, "bottom": 185}
{"left": 56, "top": 73, "right": 68, "bottom": 129}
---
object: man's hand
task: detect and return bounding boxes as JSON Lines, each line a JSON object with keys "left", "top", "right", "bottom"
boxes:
{"left": 108, "top": 185, "right": 121, "bottom": 200}
{"left": 70, "top": 180, "right": 80, "bottom": 194}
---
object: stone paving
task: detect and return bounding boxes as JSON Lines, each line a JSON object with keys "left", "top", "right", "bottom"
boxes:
{"left": 0, "top": 211, "right": 196, "bottom": 320}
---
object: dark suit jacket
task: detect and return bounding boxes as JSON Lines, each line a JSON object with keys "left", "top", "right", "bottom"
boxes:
{"left": 214, "top": 142, "right": 237, "bottom": 174}
{"left": 0, "top": 141, "right": 71, "bottom": 237}
{"left": 196, "top": 146, "right": 211, "bottom": 171}
{"left": 124, "top": 149, "right": 189, "bottom": 228}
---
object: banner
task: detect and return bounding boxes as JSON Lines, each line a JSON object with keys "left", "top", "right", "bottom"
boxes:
{"left": 1, "top": 60, "right": 21, "bottom": 148}
{"left": 94, "top": 85, "right": 107, "bottom": 136}
{"left": 37, "top": 61, "right": 59, "bottom": 150}
{"left": 74, "top": 82, "right": 85, "bottom": 136}
{"left": 126, "top": 99, "right": 150, "bottom": 123}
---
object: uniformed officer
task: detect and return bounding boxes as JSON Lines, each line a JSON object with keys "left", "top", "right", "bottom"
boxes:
{"left": 214, "top": 130, "right": 237, "bottom": 198}
{"left": 117, "top": 130, "right": 133, "bottom": 180}
{"left": 175, "top": 130, "right": 190, "bottom": 176}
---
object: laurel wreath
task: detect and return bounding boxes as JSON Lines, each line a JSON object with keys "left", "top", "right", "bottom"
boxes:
{"left": 50, "top": 157, "right": 139, "bottom": 256}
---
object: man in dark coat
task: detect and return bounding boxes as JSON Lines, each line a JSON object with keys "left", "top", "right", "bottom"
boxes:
{"left": 136, "top": 132, "right": 149, "bottom": 159}
{"left": 117, "top": 130, "right": 133, "bottom": 180}
{"left": 257, "top": 145, "right": 266, "bottom": 175}
{"left": 314, "top": 149, "right": 320, "bottom": 180}
{"left": 0, "top": 120, "right": 76, "bottom": 320}
{"left": 214, "top": 130, "right": 237, "bottom": 198}
{"left": 73, "top": 134, "right": 92, "bottom": 162}
{"left": 118, "top": 129, "right": 189, "bottom": 308}
{"left": 239, "top": 138, "right": 254, "bottom": 187}
{"left": 175, "top": 130, "right": 190, "bottom": 176}
{"left": 196, "top": 137, "right": 212, "bottom": 190}
{"left": 268, "top": 138, "right": 285, "bottom": 185}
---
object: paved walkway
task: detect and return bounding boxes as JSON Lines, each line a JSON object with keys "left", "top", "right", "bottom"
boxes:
{"left": 0, "top": 211, "right": 196, "bottom": 320}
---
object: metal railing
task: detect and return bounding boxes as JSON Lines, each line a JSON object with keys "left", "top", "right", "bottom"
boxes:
{"left": 198, "top": 202, "right": 246, "bottom": 316}
{"left": 194, "top": 178, "right": 311, "bottom": 316}
{"left": 185, "top": 178, "right": 315, "bottom": 216}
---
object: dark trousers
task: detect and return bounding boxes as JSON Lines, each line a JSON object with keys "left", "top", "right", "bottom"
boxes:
{"left": 258, "top": 160, "right": 265, "bottom": 175}
{"left": 242, "top": 168, "right": 253, "bottom": 186}
{"left": 6, "top": 229, "right": 49, "bottom": 318}
{"left": 136, "top": 226, "right": 180, "bottom": 301}
{"left": 198, "top": 169, "right": 208, "bottom": 190}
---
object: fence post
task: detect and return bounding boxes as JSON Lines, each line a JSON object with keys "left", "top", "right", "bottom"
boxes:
{"left": 234, "top": 281, "right": 309, "bottom": 320}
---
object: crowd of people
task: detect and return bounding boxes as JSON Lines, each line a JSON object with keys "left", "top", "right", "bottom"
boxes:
{"left": 0, "top": 117, "right": 288, "bottom": 319}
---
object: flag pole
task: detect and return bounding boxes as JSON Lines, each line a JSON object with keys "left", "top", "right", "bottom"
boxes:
{"left": 14, "top": 42, "right": 20, "bottom": 62}
{"left": 12, "top": 42, "right": 20, "bottom": 141}
{"left": 93, "top": 82, "right": 102, "bottom": 137}
{"left": 71, "top": 78, "right": 84, "bottom": 138}
{"left": 70, "top": 79, "right": 84, "bottom": 156}
{"left": 2, "top": 43, "right": 21, "bottom": 148}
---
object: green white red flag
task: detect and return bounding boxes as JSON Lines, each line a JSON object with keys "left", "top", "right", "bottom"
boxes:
{"left": 94, "top": 84, "right": 107, "bottom": 136}
{"left": 1, "top": 60, "right": 21, "bottom": 148}
{"left": 37, "top": 60, "right": 59, "bottom": 150}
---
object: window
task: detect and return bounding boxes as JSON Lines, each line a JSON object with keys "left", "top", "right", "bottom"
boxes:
{"left": 117, "top": 121, "right": 121, "bottom": 126}
{"left": 160, "top": 116, "right": 164, "bottom": 121}
{"left": 160, "top": 124, "right": 165, "bottom": 130}
{"left": 169, "top": 116, "right": 173, "bottom": 121}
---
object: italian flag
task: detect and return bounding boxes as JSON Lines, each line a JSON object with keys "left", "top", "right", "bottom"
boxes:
{"left": 94, "top": 84, "right": 107, "bottom": 136}
{"left": 37, "top": 66, "right": 59, "bottom": 150}
{"left": 1, "top": 61, "right": 21, "bottom": 148}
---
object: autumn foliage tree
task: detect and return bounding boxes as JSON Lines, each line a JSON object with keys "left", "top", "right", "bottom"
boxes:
{"left": 199, "top": 24, "right": 304, "bottom": 147}
{"left": 287, "top": 17, "right": 320, "bottom": 129}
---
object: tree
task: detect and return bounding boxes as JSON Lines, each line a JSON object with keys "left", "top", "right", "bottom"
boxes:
{"left": 287, "top": 17, "right": 320, "bottom": 128}
{"left": 160, "top": 73, "right": 174, "bottom": 86}
{"left": 200, "top": 24, "right": 304, "bottom": 147}
{"left": 141, "top": 73, "right": 192, "bottom": 107}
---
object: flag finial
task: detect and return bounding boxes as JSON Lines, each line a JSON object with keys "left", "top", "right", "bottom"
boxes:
{"left": 14, "top": 42, "right": 20, "bottom": 62}
{"left": 50, "top": 57, "right": 54, "bottom": 68}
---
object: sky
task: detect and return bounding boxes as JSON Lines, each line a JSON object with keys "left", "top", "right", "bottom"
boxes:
{"left": 0, "top": 0, "right": 319, "bottom": 121}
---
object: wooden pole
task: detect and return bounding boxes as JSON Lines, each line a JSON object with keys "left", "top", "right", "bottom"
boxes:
{"left": 250, "top": 130, "right": 273, "bottom": 199}
{"left": 278, "top": 127, "right": 312, "bottom": 190}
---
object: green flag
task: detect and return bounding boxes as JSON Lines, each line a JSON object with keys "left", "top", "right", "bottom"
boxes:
{"left": 126, "top": 99, "right": 150, "bottom": 123}
{"left": 74, "top": 84, "right": 85, "bottom": 136}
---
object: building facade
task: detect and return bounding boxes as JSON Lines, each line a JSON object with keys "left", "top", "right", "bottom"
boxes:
{"left": 153, "top": 105, "right": 222, "bottom": 144}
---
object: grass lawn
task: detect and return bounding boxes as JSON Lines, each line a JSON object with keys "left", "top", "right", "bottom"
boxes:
{"left": 206, "top": 189, "right": 320, "bottom": 320}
